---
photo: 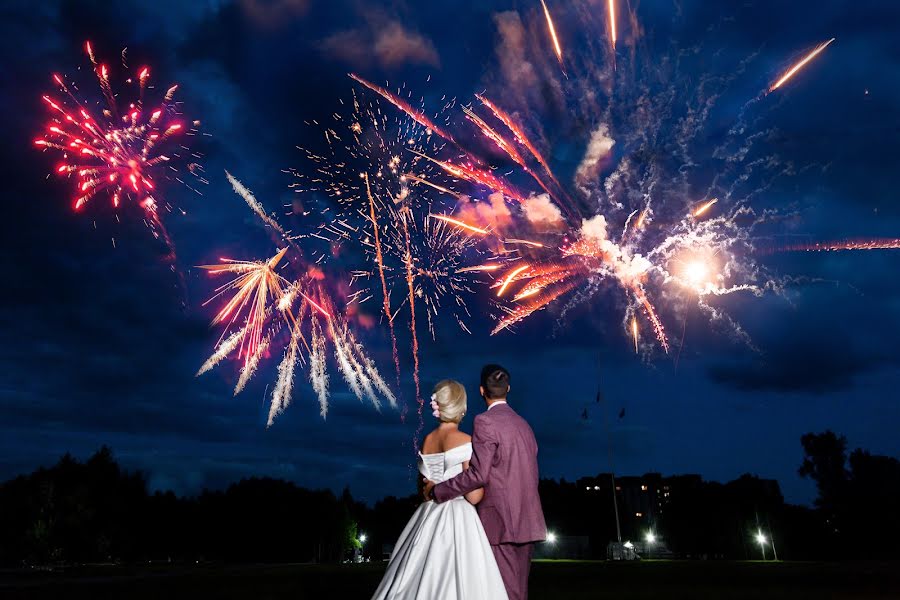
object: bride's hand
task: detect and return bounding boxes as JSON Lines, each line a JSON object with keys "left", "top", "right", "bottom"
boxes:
{"left": 422, "top": 479, "right": 435, "bottom": 502}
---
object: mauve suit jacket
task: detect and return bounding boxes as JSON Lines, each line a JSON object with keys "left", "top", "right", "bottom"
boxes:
{"left": 433, "top": 403, "right": 547, "bottom": 545}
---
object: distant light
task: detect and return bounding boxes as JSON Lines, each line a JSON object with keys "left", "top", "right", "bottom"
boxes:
{"left": 360, "top": 533, "right": 368, "bottom": 544}
{"left": 756, "top": 532, "right": 767, "bottom": 546}
{"left": 547, "top": 531, "right": 558, "bottom": 544}
{"left": 645, "top": 531, "right": 656, "bottom": 544}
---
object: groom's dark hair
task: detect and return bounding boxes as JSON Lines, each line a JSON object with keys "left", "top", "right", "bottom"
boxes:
{"left": 480, "top": 364, "right": 510, "bottom": 400}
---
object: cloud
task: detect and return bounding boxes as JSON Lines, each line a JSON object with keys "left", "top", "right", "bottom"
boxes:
{"left": 373, "top": 21, "right": 439, "bottom": 68}
{"left": 321, "top": 20, "right": 439, "bottom": 69}
{"left": 492, "top": 11, "right": 539, "bottom": 96}
{"left": 576, "top": 123, "right": 615, "bottom": 183}
{"left": 455, "top": 192, "right": 512, "bottom": 231}
{"left": 240, "top": 0, "right": 310, "bottom": 28}
{"left": 522, "top": 193, "right": 565, "bottom": 230}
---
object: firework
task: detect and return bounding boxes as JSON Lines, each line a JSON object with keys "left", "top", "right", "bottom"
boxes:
{"left": 631, "top": 316, "right": 639, "bottom": 353}
{"left": 34, "top": 41, "right": 203, "bottom": 224}
{"left": 608, "top": 0, "right": 618, "bottom": 51}
{"left": 429, "top": 213, "right": 490, "bottom": 235}
{"left": 693, "top": 198, "right": 718, "bottom": 218}
{"left": 540, "top": 0, "right": 564, "bottom": 67}
{"left": 197, "top": 180, "right": 396, "bottom": 423}
{"left": 769, "top": 38, "right": 835, "bottom": 92}
{"left": 199, "top": 247, "right": 290, "bottom": 363}
{"left": 496, "top": 264, "right": 530, "bottom": 298}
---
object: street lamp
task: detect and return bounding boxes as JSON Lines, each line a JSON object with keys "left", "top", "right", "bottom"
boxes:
{"left": 644, "top": 530, "right": 656, "bottom": 558}
{"left": 359, "top": 533, "right": 368, "bottom": 544}
{"left": 755, "top": 530, "right": 767, "bottom": 560}
{"left": 546, "top": 531, "right": 558, "bottom": 544}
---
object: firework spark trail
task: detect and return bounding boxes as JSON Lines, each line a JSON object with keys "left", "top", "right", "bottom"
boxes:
{"left": 504, "top": 238, "right": 545, "bottom": 248}
{"left": 769, "top": 38, "right": 835, "bottom": 92}
{"left": 196, "top": 330, "right": 243, "bottom": 376}
{"left": 693, "top": 198, "right": 718, "bottom": 218}
{"left": 235, "top": 338, "right": 269, "bottom": 395}
{"left": 401, "top": 213, "right": 423, "bottom": 442}
{"left": 463, "top": 105, "right": 563, "bottom": 207}
{"left": 608, "top": 0, "right": 618, "bottom": 51}
{"left": 540, "top": 0, "right": 564, "bottom": 67}
{"left": 335, "top": 322, "right": 381, "bottom": 409}
{"left": 408, "top": 149, "right": 525, "bottom": 202}
{"left": 496, "top": 264, "right": 530, "bottom": 297}
{"left": 772, "top": 239, "right": 900, "bottom": 252}
{"left": 226, "top": 170, "right": 288, "bottom": 238}
{"left": 329, "top": 318, "right": 365, "bottom": 401}
{"left": 491, "top": 278, "right": 581, "bottom": 335}
{"left": 365, "top": 173, "right": 402, "bottom": 393}
{"left": 403, "top": 173, "right": 462, "bottom": 198}
{"left": 473, "top": 94, "right": 577, "bottom": 220}
{"left": 429, "top": 213, "right": 490, "bottom": 235}
{"left": 631, "top": 316, "right": 639, "bottom": 353}
{"left": 634, "top": 288, "right": 669, "bottom": 353}
{"left": 269, "top": 324, "right": 300, "bottom": 427}
{"left": 462, "top": 106, "right": 526, "bottom": 167}
{"left": 475, "top": 95, "right": 560, "bottom": 189}
{"left": 349, "top": 73, "right": 456, "bottom": 144}
{"left": 310, "top": 316, "right": 329, "bottom": 417}
{"left": 353, "top": 335, "right": 398, "bottom": 408}
{"left": 457, "top": 264, "right": 502, "bottom": 273}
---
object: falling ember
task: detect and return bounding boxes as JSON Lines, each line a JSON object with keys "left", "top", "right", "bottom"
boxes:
{"left": 540, "top": 0, "right": 564, "bottom": 66}
{"left": 497, "top": 264, "right": 530, "bottom": 297}
{"left": 631, "top": 317, "right": 639, "bottom": 353}
{"left": 769, "top": 38, "right": 835, "bottom": 92}
{"left": 428, "top": 213, "right": 489, "bottom": 235}
{"left": 693, "top": 198, "right": 718, "bottom": 218}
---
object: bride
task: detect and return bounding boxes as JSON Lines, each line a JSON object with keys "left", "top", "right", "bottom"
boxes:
{"left": 372, "top": 379, "right": 508, "bottom": 600}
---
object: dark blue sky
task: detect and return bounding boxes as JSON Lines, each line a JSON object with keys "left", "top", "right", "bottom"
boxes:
{"left": 1, "top": 0, "right": 899, "bottom": 506}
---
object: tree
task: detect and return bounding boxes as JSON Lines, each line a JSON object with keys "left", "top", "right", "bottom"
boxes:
{"left": 799, "top": 431, "right": 848, "bottom": 517}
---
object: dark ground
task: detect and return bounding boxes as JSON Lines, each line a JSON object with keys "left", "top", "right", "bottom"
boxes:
{"left": 2, "top": 560, "right": 899, "bottom": 599}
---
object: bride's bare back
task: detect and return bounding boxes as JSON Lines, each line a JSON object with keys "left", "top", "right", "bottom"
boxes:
{"left": 421, "top": 423, "right": 483, "bottom": 504}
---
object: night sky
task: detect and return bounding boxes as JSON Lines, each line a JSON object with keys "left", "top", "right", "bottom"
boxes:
{"left": 2, "top": 0, "right": 899, "bottom": 506}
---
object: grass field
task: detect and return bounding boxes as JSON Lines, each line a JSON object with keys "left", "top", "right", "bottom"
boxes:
{"left": 2, "top": 559, "right": 899, "bottom": 599}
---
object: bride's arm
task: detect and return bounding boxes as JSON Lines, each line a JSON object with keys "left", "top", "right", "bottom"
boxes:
{"left": 461, "top": 460, "right": 484, "bottom": 505}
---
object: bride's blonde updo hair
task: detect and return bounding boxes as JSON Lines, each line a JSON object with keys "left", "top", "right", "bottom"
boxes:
{"left": 432, "top": 379, "right": 467, "bottom": 423}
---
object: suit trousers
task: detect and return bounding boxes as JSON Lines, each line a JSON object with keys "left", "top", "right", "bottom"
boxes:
{"left": 491, "top": 542, "right": 534, "bottom": 600}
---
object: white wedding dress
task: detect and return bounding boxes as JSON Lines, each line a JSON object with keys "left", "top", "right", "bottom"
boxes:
{"left": 372, "top": 442, "right": 509, "bottom": 600}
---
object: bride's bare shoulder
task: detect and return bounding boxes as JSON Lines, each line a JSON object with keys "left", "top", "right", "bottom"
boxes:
{"left": 443, "top": 429, "right": 471, "bottom": 451}
{"left": 421, "top": 430, "right": 441, "bottom": 454}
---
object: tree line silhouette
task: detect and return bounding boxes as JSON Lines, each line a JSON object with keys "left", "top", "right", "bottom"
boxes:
{"left": 1, "top": 431, "right": 897, "bottom": 565}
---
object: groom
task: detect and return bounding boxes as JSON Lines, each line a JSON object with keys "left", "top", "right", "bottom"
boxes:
{"left": 424, "top": 364, "right": 546, "bottom": 600}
